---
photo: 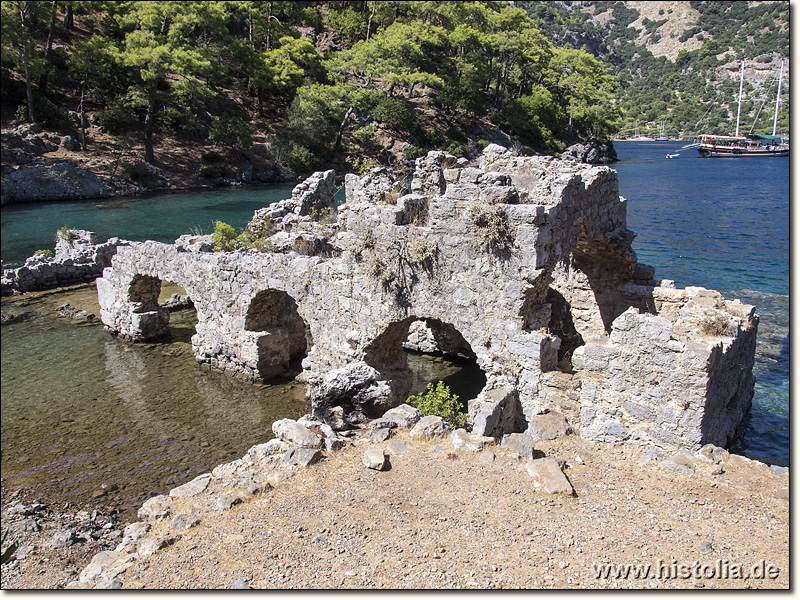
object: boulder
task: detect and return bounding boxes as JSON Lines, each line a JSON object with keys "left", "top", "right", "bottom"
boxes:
{"left": 410, "top": 415, "right": 449, "bottom": 439}
{"left": 309, "top": 360, "right": 392, "bottom": 421}
{"left": 526, "top": 457, "right": 574, "bottom": 495}
{"left": 526, "top": 411, "right": 571, "bottom": 441}
{"left": 272, "top": 419, "right": 323, "bottom": 448}
{"left": 137, "top": 495, "right": 175, "bottom": 521}
{"left": 169, "top": 473, "right": 211, "bottom": 498}
{"left": 500, "top": 433, "right": 537, "bottom": 460}
{"left": 448, "top": 429, "right": 495, "bottom": 453}
{"left": 363, "top": 448, "right": 387, "bottom": 470}
{"left": 371, "top": 404, "right": 421, "bottom": 429}
{"left": 282, "top": 447, "right": 323, "bottom": 467}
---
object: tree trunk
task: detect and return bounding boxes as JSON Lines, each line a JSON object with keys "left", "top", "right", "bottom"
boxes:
{"left": 366, "top": 5, "right": 376, "bottom": 41}
{"left": 79, "top": 71, "right": 87, "bottom": 150}
{"left": 39, "top": 1, "right": 59, "bottom": 93}
{"left": 335, "top": 106, "right": 354, "bottom": 150}
{"left": 64, "top": 2, "right": 73, "bottom": 29}
{"left": 144, "top": 79, "right": 158, "bottom": 163}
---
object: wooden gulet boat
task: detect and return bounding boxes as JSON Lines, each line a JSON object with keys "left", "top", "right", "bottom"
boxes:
{"left": 696, "top": 60, "right": 789, "bottom": 158}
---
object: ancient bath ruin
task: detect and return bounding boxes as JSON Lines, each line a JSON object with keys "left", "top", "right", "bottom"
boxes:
{"left": 92, "top": 145, "right": 758, "bottom": 457}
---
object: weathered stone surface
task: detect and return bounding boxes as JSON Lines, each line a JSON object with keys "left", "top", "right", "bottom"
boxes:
{"left": 449, "top": 429, "right": 495, "bottom": 453}
{"left": 501, "top": 433, "right": 537, "bottom": 460}
{"left": 660, "top": 452, "right": 697, "bottom": 476}
{"left": 169, "top": 474, "right": 211, "bottom": 498}
{"left": 216, "top": 494, "right": 244, "bottom": 511}
{"left": 480, "top": 451, "right": 495, "bottom": 463}
{"left": 372, "top": 404, "right": 421, "bottom": 429}
{"left": 362, "top": 428, "right": 394, "bottom": 442}
{"left": 94, "top": 149, "right": 759, "bottom": 457}
{"left": 282, "top": 447, "right": 323, "bottom": 467}
{"left": 386, "top": 440, "right": 411, "bottom": 455}
{"left": 363, "top": 448, "right": 387, "bottom": 470}
{"left": 526, "top": 457, "right": 574, "bottom": 495}
{"left": 2, "top": 163, "right": 107, "bottom": 203}
{"left": 272, "top": 419, "right": 322, "bottom": 448}
{"left": 79, "top": 550, "right": 136, "bottom": 584}
{"left": 137, "top": 495, "right": 175, "bottom": 521}
{"left": 526, "top": 411, "right": 571, "bottom": 441}
{"left": 770, "top": 465, "right": 789, "bottom": 477}
{"left": 137, "top": 533, "right": 178, "bottom": 558}
{"left": 410, "top": 415, "right": 449, "bottom": 439}
{"left": 171, "top": 514, "right": 201, "bottom": 531}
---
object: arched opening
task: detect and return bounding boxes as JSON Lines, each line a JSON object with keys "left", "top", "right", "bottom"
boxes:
{"left": 364, "top": 317, "right": 487, "bottom": 413}
{"left": 245, "top": 289, "right": 308, "bottom": 380}
{"left": 125, "top": 275, "right": 197, "bottom": 343}
{"left": 158, "top": 281, "right": 196, "bottom": 344}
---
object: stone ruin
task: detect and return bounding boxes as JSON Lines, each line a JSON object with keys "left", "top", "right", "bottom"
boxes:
{"left": 94, "top": 144, "right": 758, "bottom": 458}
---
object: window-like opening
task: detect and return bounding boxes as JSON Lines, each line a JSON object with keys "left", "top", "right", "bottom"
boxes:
{"left": 245, "top": 290, "right": 308, "bottom": 380}
{"left": 364, "top": 317, "right": 486, "bottom": 413}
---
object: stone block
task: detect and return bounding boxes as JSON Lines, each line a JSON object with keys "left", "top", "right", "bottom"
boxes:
{"left": 526, "top": 458, "right": 573, "bottom": 495}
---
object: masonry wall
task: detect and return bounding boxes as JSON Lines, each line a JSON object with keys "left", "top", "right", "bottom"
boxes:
{"left": 94, "top": 145, "right": 759, "bottom": 455}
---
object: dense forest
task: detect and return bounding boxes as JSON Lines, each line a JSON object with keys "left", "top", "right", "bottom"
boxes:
{"left": 0, "top": 1, "right": 790, "bottom": 182}
{"left": 1, "top": 0, "right": 621, "bottom": 176}
{"left": 522, "top": 1, "right": 790, "bottom": 138}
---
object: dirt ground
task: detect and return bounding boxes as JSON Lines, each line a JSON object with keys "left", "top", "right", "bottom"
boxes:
{"left": 3, "top": 427, "right": 788, "bottom": 590}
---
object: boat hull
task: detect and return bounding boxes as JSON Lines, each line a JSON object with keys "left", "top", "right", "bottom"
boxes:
{"left": 697, "top": 145, "right": 789, "bottom": 157}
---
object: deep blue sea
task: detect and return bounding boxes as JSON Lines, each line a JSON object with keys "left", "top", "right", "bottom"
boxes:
{"left": 0, "top": 145, "right": 790, "bottom": 514}
{"left": 615, "top": 140, "right": 789, "bottom": 466}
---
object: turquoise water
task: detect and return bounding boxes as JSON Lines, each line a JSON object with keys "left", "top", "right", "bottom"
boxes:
{"left": 0, "top": 147, "right": 790, "bottom": 516}
{"left": 615, "top": 141, "right": 789, "bottom": 466}
{"left": 1, "top": 185, "right": 296, "bottom": 268}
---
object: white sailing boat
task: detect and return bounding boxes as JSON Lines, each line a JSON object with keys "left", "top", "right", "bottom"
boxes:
{"left": 695, "top": 60, "right": 789, "bottom": 157}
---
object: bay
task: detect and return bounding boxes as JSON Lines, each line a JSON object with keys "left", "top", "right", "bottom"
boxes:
{"left": 0, "top": 145, "right": 790, "bottom": 516}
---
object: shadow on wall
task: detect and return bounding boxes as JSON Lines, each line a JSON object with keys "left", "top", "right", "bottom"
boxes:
{"left": 245, "top": 289, "right": 308, "bottom": 380}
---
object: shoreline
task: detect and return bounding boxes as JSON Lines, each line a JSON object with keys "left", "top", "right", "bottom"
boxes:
{"left": 3, "top": 417, "right": 789, "bottom": 590}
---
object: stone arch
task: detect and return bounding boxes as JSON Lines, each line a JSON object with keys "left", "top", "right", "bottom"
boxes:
{"left": 128, "top": 274, "right": 161, "bottom": 311}
{"left": 364, "top": 316, "right": 487, "bottom": 408}
{"left": 245, "top": 289, "right": 308, "bottom": 380}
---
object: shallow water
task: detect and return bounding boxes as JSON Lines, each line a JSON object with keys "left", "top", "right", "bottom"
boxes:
{"left": 0, "top": 145, "right": 790, "bottom": 517}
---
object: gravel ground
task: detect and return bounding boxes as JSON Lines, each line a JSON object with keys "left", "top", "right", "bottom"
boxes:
{"left": 4, "top": 429, "right": 784, "bottom": 590}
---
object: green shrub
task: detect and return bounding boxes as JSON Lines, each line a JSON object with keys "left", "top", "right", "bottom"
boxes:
{"left": 34, "top": 97, "right": 74, "bottom": 132}
{"left": 443, "top": 141, "right": 468, "bottom": 158}
{"left": 408, "top": 381, "right": 467, "bottom": 428}
{"left": 98, "top": 100, "right": 139, "bottom": 135}
{"left": 33, "top": 249, "right": 53, "bottom": 258}
{"left": 404, "top": 145, "right": 427, "bottom": 160}
{"left": 372, "top": 97, "right": 418, "bottom": 134}
{"left": 121, "top": 160, "right": 152, "bottom": 182}
{"left": 209, "top": 115, "right": 254, "bottom": 150}
{"left": 351, "top": 123, "right": 378, "bottom": 147}
{"left": 2, "top": 529, "right": 20, "bottom": 565}
{"left": 56, "top": 225, "right": 78, "bottom": 244}
{"left": 201, "top": 150, "right": 223, "bottom": 163}
{"left": 424, "top": 128, "right": 446, "bottom": 146}
{"left": 212, "top": 220, "right": 238, "bottom": 251}
{"left": 476, "top": 139, "right": 491, "bottom": 152}
{"left": 199, "top": 164, "right": 232, "bottom": 179}
{"left": 444, "top": 126, "right": 467, "bottom": 142}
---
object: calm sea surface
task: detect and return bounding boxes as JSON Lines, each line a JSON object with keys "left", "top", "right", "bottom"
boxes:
{"left": 0, "top": 145, "right": 789, "bottom": 515}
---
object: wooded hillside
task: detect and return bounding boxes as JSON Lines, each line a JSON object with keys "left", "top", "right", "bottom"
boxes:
{"left": 0, "top": 1, "right": 789, "bottom": 188}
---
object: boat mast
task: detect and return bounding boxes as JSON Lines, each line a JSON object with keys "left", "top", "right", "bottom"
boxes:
{"left": 735, "top": 60, "right": 745, "bottom": 137}
{"left": 773, "top": 60, "right": 784, "bottom": 136}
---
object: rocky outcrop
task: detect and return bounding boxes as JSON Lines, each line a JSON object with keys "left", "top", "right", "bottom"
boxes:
{"left": 95, "top": 146, "right": 758, "bottom": 456}
{"left": 2, "top": 229, "right": 127, "bottom": 295}
{"left": 1, "top": 163, "right": 107, "bottom": 204}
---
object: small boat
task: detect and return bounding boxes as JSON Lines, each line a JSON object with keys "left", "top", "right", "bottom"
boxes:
{"left": 655, "top": 121, "right": 669, "bottom": 141}
{"left": 696, "top": 60, "right": 788, "bottom": 157}
{"left": 666, "top": 153, "right": 680, "bottom": 159}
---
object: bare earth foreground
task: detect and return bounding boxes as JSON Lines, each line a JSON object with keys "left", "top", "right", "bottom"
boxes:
{"left": 4, "top": 426, "right": 787, "bottom": 590}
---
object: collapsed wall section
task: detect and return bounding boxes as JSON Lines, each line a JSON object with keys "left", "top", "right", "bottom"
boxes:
{"left": 94, "top": 146, "right": 760, "bottom": 456}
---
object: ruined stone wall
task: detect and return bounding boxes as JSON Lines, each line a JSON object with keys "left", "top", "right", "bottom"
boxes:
{"left": 2, "top": 229, "right": 125, "bottom": 295}
{"left": 95, "top": 146, "right": 758, "bottom": 455}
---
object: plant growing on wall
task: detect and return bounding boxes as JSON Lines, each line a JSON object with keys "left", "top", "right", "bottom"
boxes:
{"left": 408, "top": 381, "right": 467, "bottom": 428}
